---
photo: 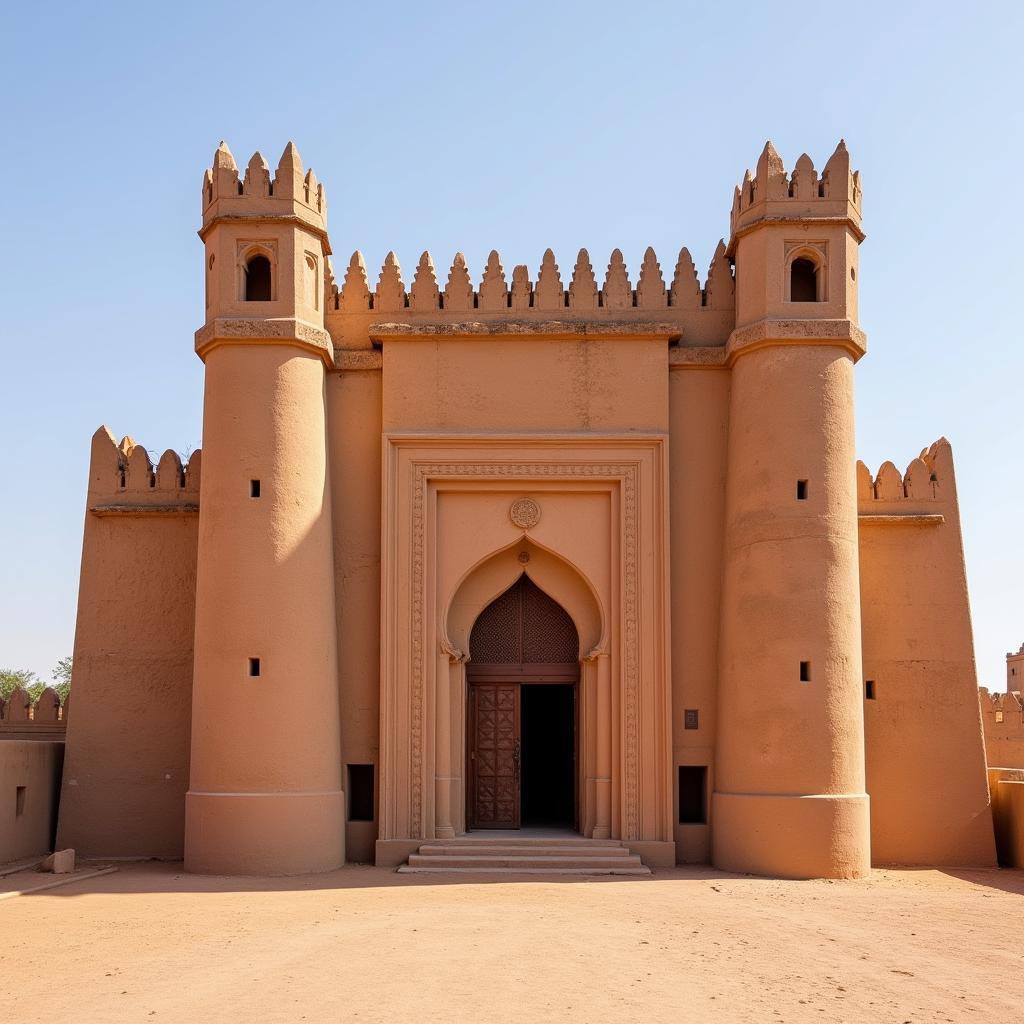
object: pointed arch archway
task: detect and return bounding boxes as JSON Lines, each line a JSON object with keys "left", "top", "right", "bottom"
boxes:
{"left": 465, "top": 574, "right": 580, "bottom": 830}
{"left": 438, "top": 539, "right": 606, "bottom": 838}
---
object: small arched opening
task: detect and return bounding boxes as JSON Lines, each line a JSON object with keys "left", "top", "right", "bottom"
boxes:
{"left": 467, "top": 574, "right": 579, "bottom": 831}
{"left": 790, "top": 256, "right": 820, "bottom": 302}
{"left": 244, "top": 254, "right": 272, "bottom": 301}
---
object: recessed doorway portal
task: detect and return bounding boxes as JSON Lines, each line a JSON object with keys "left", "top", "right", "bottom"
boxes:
{"left": 466, "top": 574, "right": 579, "bottom": 831}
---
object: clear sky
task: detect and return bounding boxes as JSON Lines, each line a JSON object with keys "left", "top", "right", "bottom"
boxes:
{"left": 1, "top": 1, "right": 1021, "bottom": 691}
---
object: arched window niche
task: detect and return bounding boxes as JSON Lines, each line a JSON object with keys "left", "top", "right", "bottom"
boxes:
{"left": 786, "top": 247, "right": 827, "bottom": 303}
{"left": 244, "top": 253, "right": 272, "bottom": 301}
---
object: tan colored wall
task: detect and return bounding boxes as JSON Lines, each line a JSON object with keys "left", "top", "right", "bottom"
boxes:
{"left": 327, "top": 365, "right": 383, "bottom": 863}
{"left": 382, "top": 335, "right": 668, "bottom": 434}
{"left": 57, "top": 428, "right": 198, "bottom": 859}
{"left": 979, "top": 688, "right": 1024, "bottom": 769}
{"left": 858, "top": 441, "right": 996, "bottom": 866}
{"left": 668, "top": 364, "right": 730, "bottom": 863}
{"left": 1, "top": 742, "right": 64, "bottom": 863}
{"left": 988, "top": 768, "right": 1024, "bottom": 867}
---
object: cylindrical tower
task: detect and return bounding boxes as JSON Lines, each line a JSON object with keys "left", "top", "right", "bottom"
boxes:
{"left": 713, "top": 141, "right": 871, "bottom": 879}
{"left": 185, "top": 142, "right": 344, "bottom": 874}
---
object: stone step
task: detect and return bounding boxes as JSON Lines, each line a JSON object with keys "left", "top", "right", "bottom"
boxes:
{"left": 427, "top": 837, "right": 625, "bottom": 848}
{"left": 417, "top": 843, "right": 633, "bottom": 858}
{"left": 406, "top": 853, "right": 646, "bottom": 870}
{"left": 398, "top": 865, "right": 651, "bottom": 875}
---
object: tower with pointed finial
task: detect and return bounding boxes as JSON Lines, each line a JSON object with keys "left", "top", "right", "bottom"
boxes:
{"left": 186, "top": 141, "right": 344, "bottom": 874}
{"left": 713, "top": 140, "right": 870, "bottom": 879}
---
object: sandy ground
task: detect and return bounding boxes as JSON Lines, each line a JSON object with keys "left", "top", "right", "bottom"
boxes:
{"left": 1, "top": 862, "right": 1023, "bottom": 1024}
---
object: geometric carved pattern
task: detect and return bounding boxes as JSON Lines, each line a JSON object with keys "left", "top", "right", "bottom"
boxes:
{"left": 471, "top": 683, "right": 519, "bottom": 828}
{"left": 470, "top": 575, "right": 578, "bottom": 664}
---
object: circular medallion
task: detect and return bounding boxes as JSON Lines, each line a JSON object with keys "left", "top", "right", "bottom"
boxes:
{"left": 517, "top": 550, "right": 531, "bottom": 565}
{"left": 509, "top": 497, "right": 541, "bottom": 531}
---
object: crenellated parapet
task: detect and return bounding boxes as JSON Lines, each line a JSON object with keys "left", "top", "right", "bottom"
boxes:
{"left": 729, "top": 140, "right": 863, "bottom": 241}
{"left": 201, "top": 141, "right": 327, "bottom": 234}
{"left": 0, "top": 686, "right": 67, "bottom": 740}
{"left": 856, "top": 438, "right": 957, "bottom": 515}
{"left": 86, "top": 426, "right": 200, "bottom": 516}
{"left": 326, "top": 243, "right": 735, "bottom": 350}
{"left": 979, "top": 687, "right": 1024, "bottom": 769}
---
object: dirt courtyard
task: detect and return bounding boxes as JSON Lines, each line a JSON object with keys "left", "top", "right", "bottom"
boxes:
{"left": 1, "top": 861, "right": 1022, "bottom": 1024}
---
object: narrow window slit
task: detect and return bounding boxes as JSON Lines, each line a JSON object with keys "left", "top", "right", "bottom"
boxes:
{"left": 800, "top": 661, "right": 811, "bottom": 683}
{"left": 250, "top": 479, "right": 261, "bottom": 498}
{"left": 865, "top": 679, "right": 876, "bottom": 700}
{"left": 248, "top": 657, "right": 261, "bottom": 678}
{"left": 797, "top": 479, "right": 809, "bottom": 500}
{"left": 347, "top": 764, "right": 375, "bottom": 822}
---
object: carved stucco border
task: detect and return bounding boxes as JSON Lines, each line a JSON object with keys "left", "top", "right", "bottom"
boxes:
{"left": 407, "top": 460, "right": 641, "bottom": 840}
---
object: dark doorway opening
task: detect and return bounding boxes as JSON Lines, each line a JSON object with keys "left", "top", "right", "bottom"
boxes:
{"left": 521, "top": 683, "right": 575, "bottom": 827}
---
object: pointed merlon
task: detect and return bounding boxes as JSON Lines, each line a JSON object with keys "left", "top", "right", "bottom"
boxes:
{"left": 510, "top": 264, "right": 532, "bottom": 312}
{"left": 213, "top": 141, "right": 237, "bottom": 172}
{"left": 89, "top": 426, "right": 125, "bottom": 496}
{"left": 855, "top": 461, "right": 873, "bottom": 503}
{"left": 602, "top": 249, "right": 632, "bottom": 310}
{"left": 903, "top": 457, "right": 933, "bottom": 500}
{"left": 822, "top": 139, "right": 851, "bottom": 200}
{"left": 410, "top": 251, "right": 440, "bottom": 312}
{"left": 126, "top": 445, "right": 155, "bottom": 492}
{"left": 636, "top": 247, "right": 667, "bottom": 309}
{"left": 212, "top": 141, "right": 239, "bottom": 201}
{"left": 444, "top": 252, "right": 475, "bottom": 312}
{"left": 243, "top": 152, "right": 271, "bottom": 197}
{"left": 303, "top": 169, "right": 319, "bottom": 209}
{"left": 375, "top": 251, "right": 406, "bottom": 313}
{"left": 274, "top": 141, "right": 304, "bottom": 201}
{"left": 185, "top": 449, "right": 202, "bottom": 494}
{"left": 703, "top": 240, "right": 734, "bottom": 309}
{"left": 478, "top": 250, "right": 508, "bottom": 311}
{"left": 873, "top": 461, "right": 903, "bottom": 500}
{"left": 278, "top": 140, "right": 303, "bottom": 175}
{"left": 340, "top": 251, "right": 371, "bottom": 312}
{"left": 754, "top": 140, "right": 788, "bottom": 201}
{"left": 156, "top": 450, "right": 185, "bottom": 491}
{"left": 202, "top": 168, "right": 213, "bottom": 210}
{"left": 791, "top": 152, "right": 818, "bottom": 200}
{"left": 534, "top": 249, "right": 564, "bottom": 311}
{"left": 669, "top": 248, "right": 701, "bottom": 310}
{"left": 569, "top": 248, "right": 598, "bottom": 310}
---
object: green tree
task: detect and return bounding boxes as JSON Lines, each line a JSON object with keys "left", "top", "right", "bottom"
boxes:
{"left": 0, "top": 668, "right": 38, "bottom": 700}
{"left": 52, "top": 656, "right": 73, "bottom": 702}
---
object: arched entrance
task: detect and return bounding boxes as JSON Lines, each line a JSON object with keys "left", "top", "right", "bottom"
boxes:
{"left": 467, "top": 574, "right": 579, "bottom": 830}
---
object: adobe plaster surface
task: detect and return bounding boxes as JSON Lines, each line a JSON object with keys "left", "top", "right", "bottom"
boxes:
{"left": 2, "top": 862, "right": 1023, "bottom": 1023}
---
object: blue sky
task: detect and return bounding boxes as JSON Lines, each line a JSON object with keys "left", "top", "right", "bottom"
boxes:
{"left": 1, "top": 1, "right": 1021, "bottom": 691}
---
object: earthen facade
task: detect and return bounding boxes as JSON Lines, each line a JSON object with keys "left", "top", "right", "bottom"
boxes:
{"left": 56, "top": 140, "right": 997, "bottom": 877}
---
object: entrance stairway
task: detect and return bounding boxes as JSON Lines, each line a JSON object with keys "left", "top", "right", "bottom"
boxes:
{"left": 397, "top": 836, "right": 651, "bottom": 875}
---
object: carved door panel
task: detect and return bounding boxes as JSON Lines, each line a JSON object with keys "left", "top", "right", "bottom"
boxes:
{"left": 470, "top": 683, "right": 520, "bottom": 829}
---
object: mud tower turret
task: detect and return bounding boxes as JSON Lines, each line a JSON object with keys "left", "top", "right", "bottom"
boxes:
{"left": 185, "top": 143, "right": 344, "bottom": 873}
{"left": 714, "top": 142, "right": 870, "bottom": 878}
